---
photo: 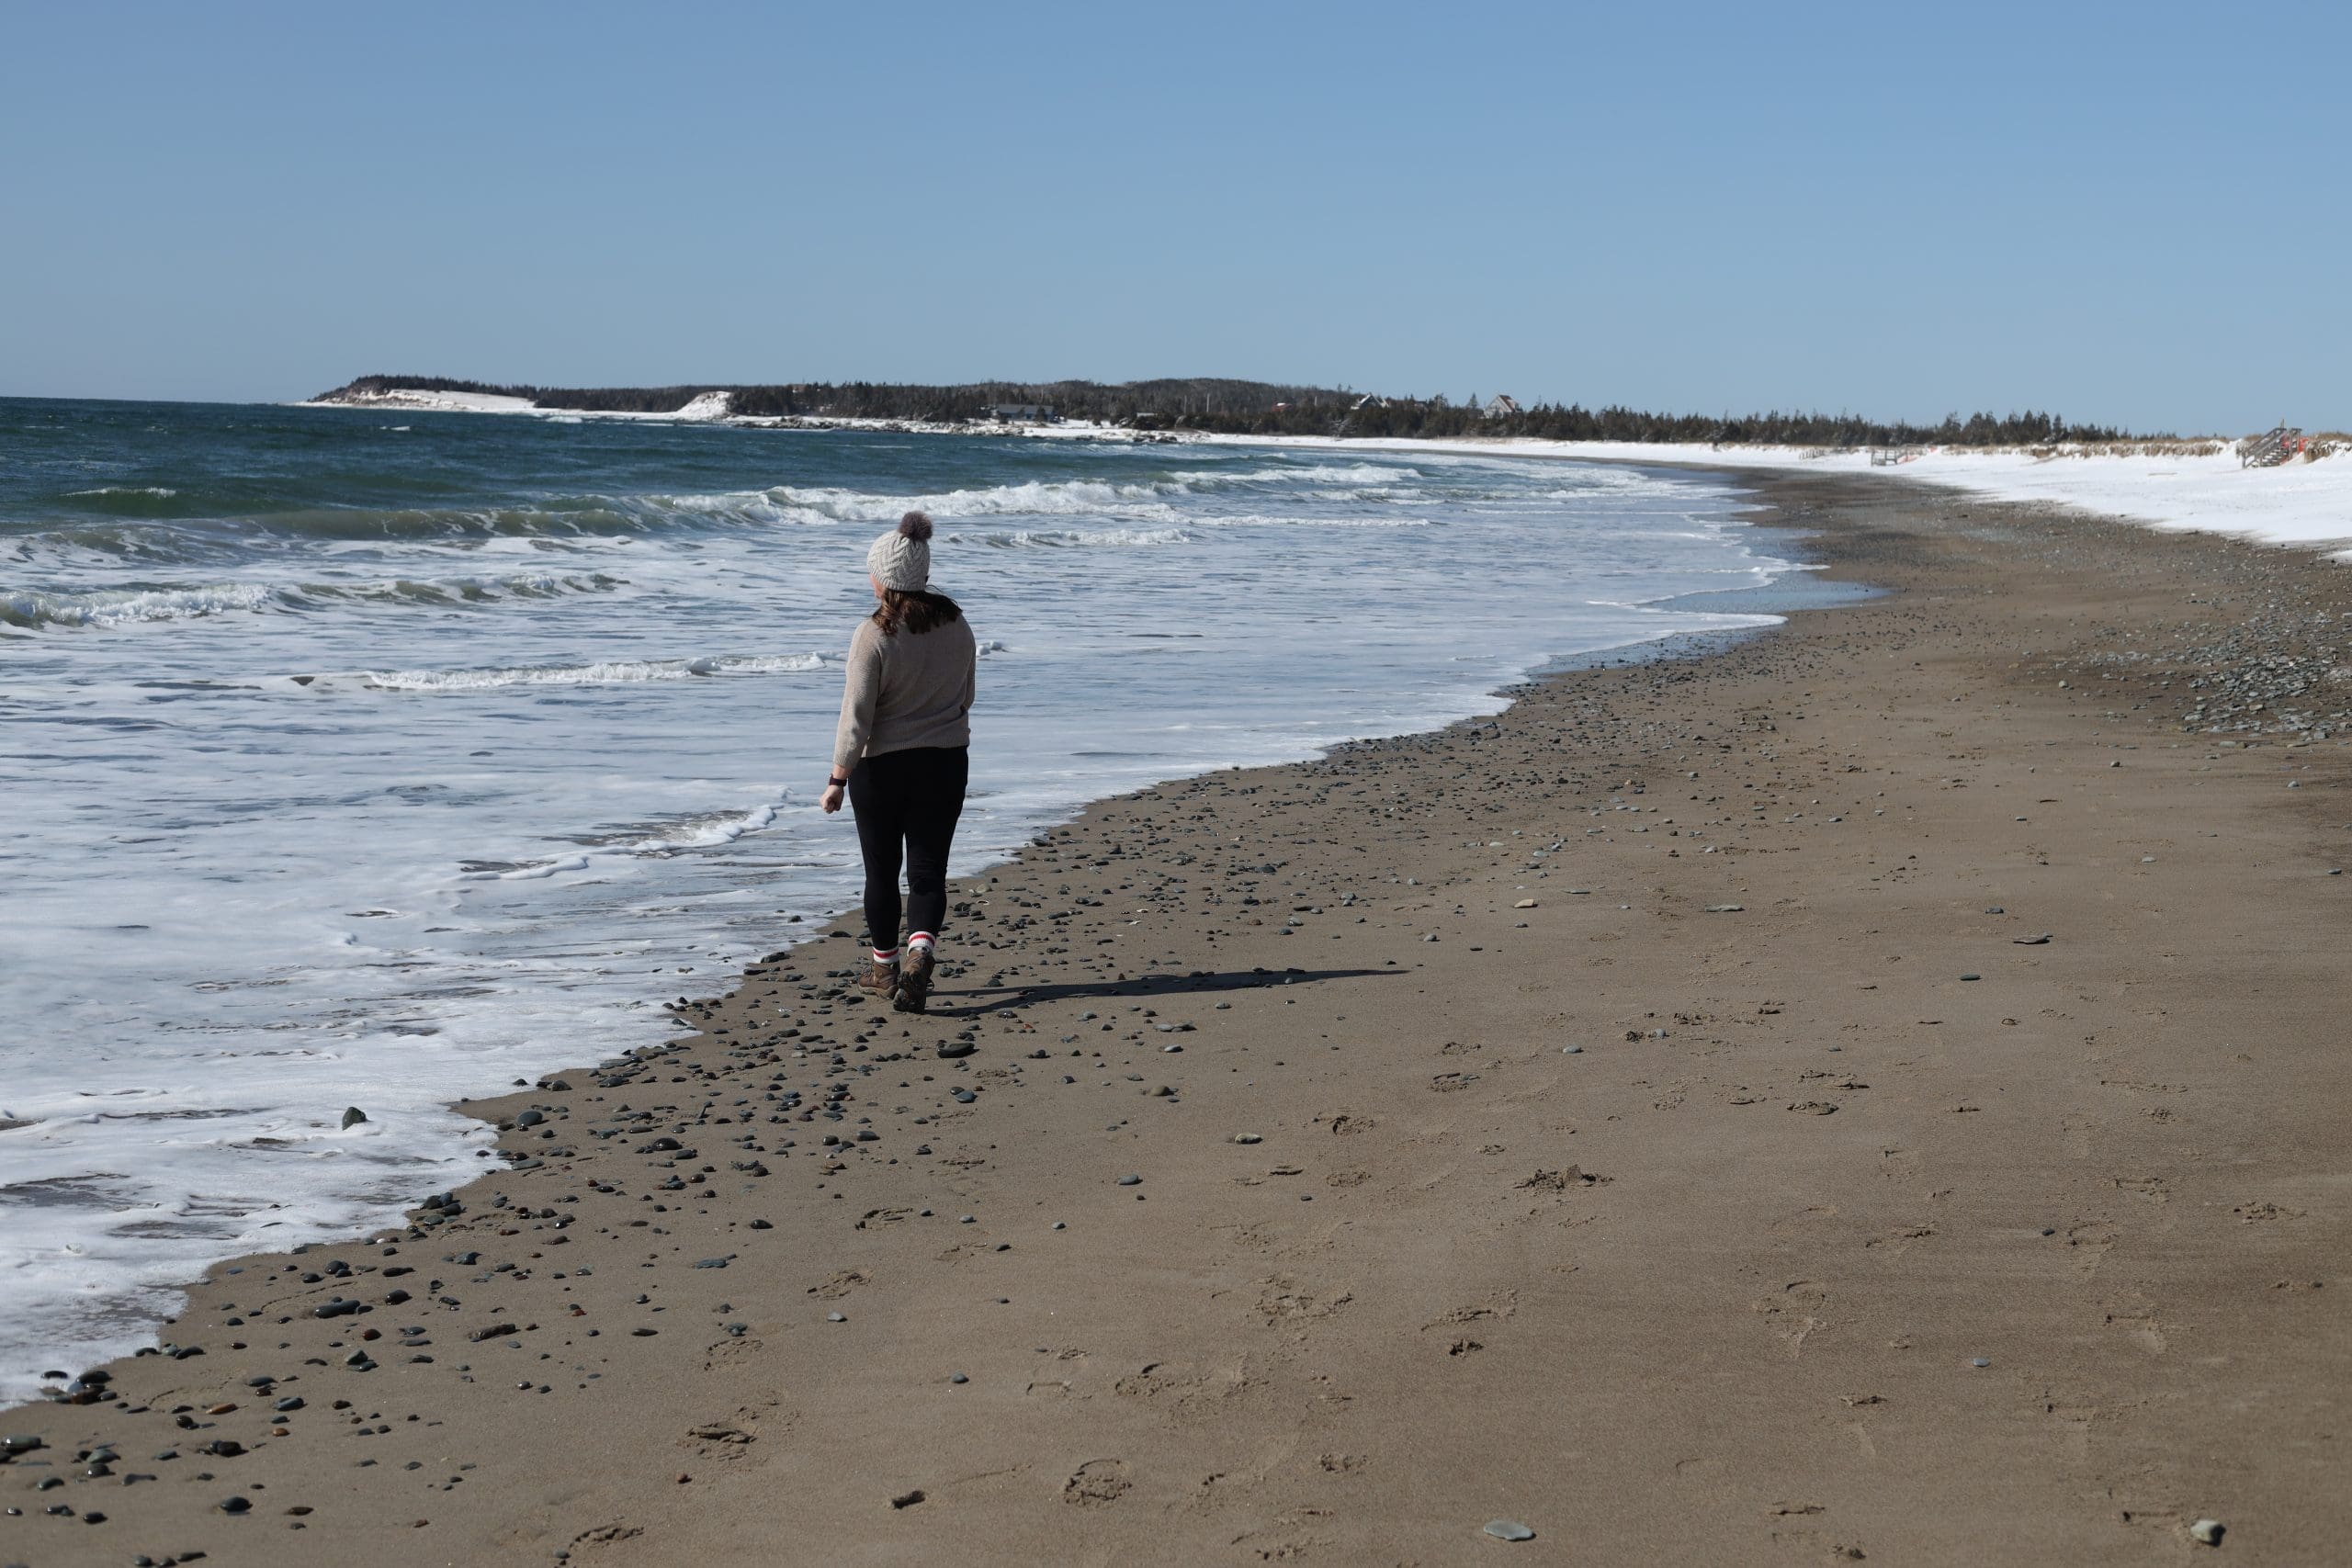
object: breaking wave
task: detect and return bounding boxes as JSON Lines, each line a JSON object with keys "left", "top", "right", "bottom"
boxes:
{"left": 757, "top": 479, "right": 1185, "bottom": 525}
{"left": 1194, "top": 513, "right": 1436, "bottom": 530}
{"left": 2, "top": 581, "right": 280, "bottom": 629}
{"left": 2, "top": 572, "right": 627, "bottom": 631}
{"left": 944, "top": 526, "right": 1191, "bottom": 548}
{"left": 356, "top": 652, "right": 830, "bottom": 692}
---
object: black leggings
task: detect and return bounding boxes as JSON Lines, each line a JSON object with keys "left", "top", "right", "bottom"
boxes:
{"left": 847, "top": 745, "right": 968, "bottom": 951}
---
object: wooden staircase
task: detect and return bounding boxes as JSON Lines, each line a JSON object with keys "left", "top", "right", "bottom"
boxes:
{"left": 2238, "top": 425, "right": 2302, "bottom": 468}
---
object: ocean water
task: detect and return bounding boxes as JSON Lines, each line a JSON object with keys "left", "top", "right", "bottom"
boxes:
{"left": 0, "top": 398, "right": 1804, "bottom": 1397}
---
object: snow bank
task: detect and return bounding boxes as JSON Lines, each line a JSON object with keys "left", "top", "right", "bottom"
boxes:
{"left": 1205, "top": 434, "right": 2352, "bottom": 558}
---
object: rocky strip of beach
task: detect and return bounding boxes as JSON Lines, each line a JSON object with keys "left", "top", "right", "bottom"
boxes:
{"left": 5, "top": 470, "right": 2347, "bottom": 1566}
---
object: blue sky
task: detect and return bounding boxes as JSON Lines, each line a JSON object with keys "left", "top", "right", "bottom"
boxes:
{"left": 4, "top": 1, "right": 2343, "bottom": 432}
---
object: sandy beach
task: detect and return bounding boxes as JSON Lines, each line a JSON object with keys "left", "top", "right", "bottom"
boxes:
{"left": 6, "top": 466, "right": 2348, "bottom": 1566}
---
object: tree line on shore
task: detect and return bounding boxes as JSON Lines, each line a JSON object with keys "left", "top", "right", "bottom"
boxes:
{"left": 318, "top": 375, "right": 2132, "bottom": 446}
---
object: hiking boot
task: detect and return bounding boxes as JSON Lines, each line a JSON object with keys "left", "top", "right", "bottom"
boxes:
{"left": 858, "top": 958, "right": 899, "bottom": 998}
{"left": 895, "top": 947, "right": 934, "bottom": 1013}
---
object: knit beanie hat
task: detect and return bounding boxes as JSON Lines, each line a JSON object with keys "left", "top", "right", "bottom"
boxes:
{"left": 867, "top": 511, "right": 933, "bottom": 592}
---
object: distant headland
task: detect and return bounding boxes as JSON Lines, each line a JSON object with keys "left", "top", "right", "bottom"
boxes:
{"left": 304, "top": 374, "right": 2133, "bottom": 449}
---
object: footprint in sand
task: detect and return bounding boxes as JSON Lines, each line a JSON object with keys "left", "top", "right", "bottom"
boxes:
{"left": 1753, "top": 1280, "right": 1831, "bottom": 1359}
{"left": 1062, "top": 1458, "right": 1133, "bottom": 1506}
{"left": 2063, "top": 1219, "right": 2119, "bottom": 1275}
{"left": 1256, "top": 1275, "right": 1353, "bottom": 1331}
{"left": 807, "top": 1268, "right": 870, "bottom": 1299}
{"left": 2102, "top": 1298, "right": 2169, "bottom": 1354}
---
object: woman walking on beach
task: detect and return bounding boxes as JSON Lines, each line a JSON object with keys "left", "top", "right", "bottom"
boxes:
{"left": 820, "top": 512, "right": 977, "bottom": 1014}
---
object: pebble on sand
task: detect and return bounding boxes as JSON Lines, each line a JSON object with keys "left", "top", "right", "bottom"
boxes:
{"left": 1483, "top": 1519, "right": 1536, "bottom": 1540}
{"left": 1233, "top": 1134, "right": 1263, "bottom": 1144}
{"left": 2189, "top": 1518, "right": 2225, "bottom": 1546}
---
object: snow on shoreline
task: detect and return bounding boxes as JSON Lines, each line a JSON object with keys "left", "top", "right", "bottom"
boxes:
{"left": 295, "top": 388, "right": 2350, "bottom": 555}
{"left": 1198, "top": 434, "right": 2352, "bottom": 558}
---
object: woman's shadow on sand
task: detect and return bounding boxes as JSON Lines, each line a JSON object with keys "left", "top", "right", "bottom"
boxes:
{"left": 928, "top": 965, "right": 1402, "bottom": 1020}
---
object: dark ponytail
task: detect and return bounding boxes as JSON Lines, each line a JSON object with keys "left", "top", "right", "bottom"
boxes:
{"left": 874, "top": 588, "right": 962, "bottom": 637}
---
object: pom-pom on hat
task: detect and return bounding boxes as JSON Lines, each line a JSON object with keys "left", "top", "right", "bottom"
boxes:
{"left": 867, "top": 511, "right": 933, "bottom": 592}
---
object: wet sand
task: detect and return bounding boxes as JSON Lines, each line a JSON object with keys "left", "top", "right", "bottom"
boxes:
{"left": 6, "top": 469, "right": 2348, "bottom": 1565}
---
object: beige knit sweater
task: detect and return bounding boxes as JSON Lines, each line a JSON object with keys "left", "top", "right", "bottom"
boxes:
{"left": 831, "top": 614, "right": 977, "bottom": 774}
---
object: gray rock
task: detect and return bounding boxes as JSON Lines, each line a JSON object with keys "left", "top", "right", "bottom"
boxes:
{"left": 1483, "top": 1520, "right": 1535, "bottom": 1540}
{"left": 1116, "top": 1174, "right": 1142, "bottom": 1186}
{"left": 2189, "top": 1519, "right": 2225, "bottom": 1546}
{"left": 340, "top": 1107, "right": 368, "bottom": 1128}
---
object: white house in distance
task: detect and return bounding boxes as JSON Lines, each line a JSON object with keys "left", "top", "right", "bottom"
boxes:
{"left": 1483, "top": 394, "right": 1521, "bottom": 419}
